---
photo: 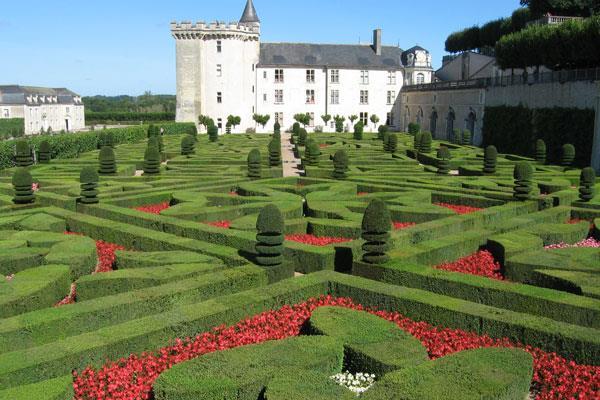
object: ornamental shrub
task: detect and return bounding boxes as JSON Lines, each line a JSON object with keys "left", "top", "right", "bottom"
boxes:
{"left": 513, "top": 162, "right": 534, "bottom": 201}
{"left": 332, "top": 150, "right": 349, "bottom": 179}
{"left": 80, "top": 166, "right": 99, "bottom": 204}
{"left": 273, "top": 121, "right": 281, "bottom": 135}
{"left": 561, "top": 144, "right": 575, "bottom": 167}
{"left": 535, "top": 139, "right": 547, "bottom": 164}
{"left": 208, "top": 124, "right": 219, "bottom": 143}
{"left": 12, "top": 168, "right": 34, "bottom": 204}
{"left": 15, "top": 140, "right": 33, "bottom": 167}
{"left": 335, "top": 118, "right": 344, "bottom": 133}
{"left": 255, "top": 204, "right": 285, "bottom": 267}
{"left": 143, "top": 145, "right": 161, "bottom": 175}
{"left": 579, "top": 167, "right": 596, "bottom": 202}
{"left": 453, "top": 129, "right": 462, "bottom": 145}
{"left": 147, "top": 124, "right": 160, "bottom": 138}
{"left": 181, "top": 135, "right": 195, "bottom": 156}
{"left": 98, "top": 130, "right": 114, "bottom": 148}
{"left": 38, "top": 140, "right": 51, "bottom": 163}
{"left": 414, "top": 132, "right": 423, "bottom": 151}
{"left": 437, "top": 146, "right": 451, "bottom": 175}
{"left": 353, "top": 122, "right": 363, "bottom": 140}
{"left": 298, "top": 129, "right": 307, "bottom": 146}
{"left": 98, "top": 146, "right": 117, "bottom": 175}
{"left": 462, "top": 129, "right": 472, "bottom": 145}
{"left": 292, "top": 122, "right": 301, "bottom": 135}
{"left": 483, "top": 145, "right": 498, "bottom": 174}
{"left": 361, "top": 199, "right": 392, "bottom": 264}
{"left": 247, "top": 149, "right": 261, "bottom": 179}
{"left": 383, "top": 132, "right": 390, "bottom": 151}
{"left": 408, "top": 123, "right": 420, "bottom": 135}
{"left": 378, "top": 125, "right": 388, "bottom": 140}
{"left": 419, "top": 131, "right": 433, "bottom": 153}
{"left": 388, "top": 133, "right": 398, "bottom": 153}
{"left": 268, "top": 139, "right": 281, "bottom": 166}
{"left": 304, "top": 139, "right": 320, "bottom": 166}
{"left": 147, "top": 134, "right": 163, "bottom": 153}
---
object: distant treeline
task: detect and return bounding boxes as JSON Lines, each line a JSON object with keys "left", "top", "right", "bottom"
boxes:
{"left": 85, "top": 112, "right": 175, "bottom": 123}
{"left": 83, "top": 92, "right": 176, "bottom": 114}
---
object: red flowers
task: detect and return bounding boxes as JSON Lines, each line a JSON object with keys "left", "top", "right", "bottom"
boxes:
{"left": 72, "top": 296, "right": 600, "bottom": 400}
{"left": 55, "top": 283, "right": 77, "bottom": 307}
{"left": 64, "top": 232, "right": 125, "bottom": 273}
{"left": 435, "top": 250, "right": 504, "bottom": 280}
{"left": 357, "top": 192, "right": 369, "bottom": 196}
{"left": 393, "top": 222, "right": 416, "bottom": 230}
{"left": 319, "top": 144, "right": 329, "bottom": 148}
{"left": 134, "top": 202, "right": 170, "bottom": 215}
{"left": 205, "top": 221, "right": 231, "bottom": 229}
{"left": 229, "top": 191, "right": 239, "bottom": 197}
{"left": 435, "top": 202, "right": 483, "bottom": 215}
{"left": 285, "top": 234, "right": 352, "bottom": 246}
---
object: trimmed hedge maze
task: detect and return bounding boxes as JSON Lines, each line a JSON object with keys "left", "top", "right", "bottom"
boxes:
{"left": 0, "top": 127, "right": 598, "bottom": 399}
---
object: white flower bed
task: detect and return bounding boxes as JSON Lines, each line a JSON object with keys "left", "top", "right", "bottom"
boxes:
{"left": 330, "top": 371, "right": 376, "bottom": 396}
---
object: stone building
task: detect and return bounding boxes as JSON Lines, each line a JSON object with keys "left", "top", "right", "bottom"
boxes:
{"left": 171, "top": 0, "right": 433, "bottom": 133}
{"left": 0, "top": 85, "right": 85, "bottom": 135}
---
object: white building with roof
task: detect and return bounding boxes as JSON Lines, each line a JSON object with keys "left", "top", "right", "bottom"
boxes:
{"left": 0, "top": 85, "right": 85, "bottom": 135}
{"left": 171, "top": 0, "right": 433, "bottom": 133}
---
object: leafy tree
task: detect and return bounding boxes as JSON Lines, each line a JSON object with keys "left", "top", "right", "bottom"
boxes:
{"left": 361, "top": 199, "right": 392, "bottom": 264}
{"left": 98, "top": 146, "right": 117, "bottom": 175}
{"left": 535, "top": 139, "right": 547, "bottom": 164}
{"left": 370, "top": 114, "right": 380, "bottom": 130}
{"left": 484, "top": 145, "right": 498, "bottom": 174}
{"left": 334, "top": 115, "right": 345, "bottom": 133}
{"left": 578, "top": 167, "right": 596, "bottom": 202}
{"left": 198, "top": 115, "right": 212, "bottom": 130}
{"left": 255, "top": 204, "right": 285, "bottom": 267}
{"left": 247, "top": 149, "right": 262, "bottom": 179}
{"left": 12, "top": 168, "right": 34, "bottom": 204}
{"left": 348, "top": 115, "right": 358, "bottom": 126}
{"left": 15, "top": 140, "right": 33, "bottom": 167}
{"left": 353, "top": 122, "right": 364, "bottom": 140}
{"left": 80, "top": 166, "right": 99, "bottom": 204}
{"left": 437, "top": 146, "right": 451, "bottom": 175}
{"left": 294, "top": 113, "right": 311, "bottom": 127}
{"left": 253, "top": 114, "right": 271, "bottom": 130}
{"left": 38, "top": 140, "right": 51, "bottom": 163}
{"left": 227, "top": 115, "right": 241, "bottom": 131}
{"left": 332, "top": 150, "right": 349, "bottom": 179}
{"left": 181, "top": 135, "right": 195, "bottom": 156}
{"left": 321, "top": 115, "right": 332, "bottom": 126}
{"left": 143, "top": 145, "right": 161, "bottom": 175}
{"left": 513, "top": 162, "right": 534, "bottom": 200}
{"left": 521, "top": 0, "right": 598, "bottom": 17}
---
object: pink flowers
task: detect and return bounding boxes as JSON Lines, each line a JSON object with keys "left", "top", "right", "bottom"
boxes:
{"left": 134, "top": 202, "right": 170, "bottom": 215}
{"left": 229, "top": 191, "right": 239, "bottom": 197}
{"left": 393, "top": 222, "right": 416, "bottom": 230}
{"left": 357, "top": 192, "right": 369, "bottom": 196}
{"left": 31, "top": 183, "right": 40, "bottom": 192}
{"left": 435, "top": 250, "right": 504, "bottom": 280}
{"left": 205, "top": 221, "right": 231, "bottom": 229}
{"left": 435, "top": 202, "right": 483, "bottom": 215}
{"left": 285, "top": 234, "right": 352, "bottom": 246}
{"left": 545, "top": 238, "right": 600, "bottom": 249}
{"left": 5, "top": 274, "right": 14, "bottom": 282}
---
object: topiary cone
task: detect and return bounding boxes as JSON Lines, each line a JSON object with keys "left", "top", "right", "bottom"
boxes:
{"left": 181, "top": 135, "right": 195, "bottom": 156}
{"left": 535, "top": 139, "right": 546, "bottom": 164}
{"left": 483, "top": 145, "right": 498, "bottom": 174}
{"left": 561, "top": 144, "right": 575, "bottom": 167}
{"left": 268, "top": 139, "right": 281, "bottom": 166}
{"left": 247, "top": 149, "right": 262, "bottom": 179}
{"left": 80, "top": 166, "right": 99, "bottom": 204}
{"left": 437, "top": 146, "right": 451, "bottom": 175}
{"left": 419, "top": 131, "right": 432, "bottom": 153}
{"left": 255, "top": 204, "right": 285, "bottom": 267}
{"left": 361, "top": 199, "right": 392, "bottom": 264}
{"left": 143, "top": 145, "right": 161, "bottom": 175}
{"left": 579, "top": 167, "right": 596, "bottom": 202}
{"left": 12, "top": 168, "right": 34, "bottom": 204}
{"left": 388, "top": 133, "right": 398, "bottom": 153}
{"left": 38, "top": 140, "right": 51, "bottom": 163}
{"left": 98, "top": 146, "right": 117, "bottom": 175}
{"left": 304, "top": 139, "right": 320, "bottom": 166}
{"left": 513, "top": 162, "right": 534, "bottom": 201}
{"left": 332, "top": 150, "right": 349, "bottom": 179}
{"left": 15, "top": 140, "right": 33, "bottom": 167}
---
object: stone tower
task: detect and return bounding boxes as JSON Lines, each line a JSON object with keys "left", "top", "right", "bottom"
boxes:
{"left": 171, "top": 0, "right": 261, "bottom": 132}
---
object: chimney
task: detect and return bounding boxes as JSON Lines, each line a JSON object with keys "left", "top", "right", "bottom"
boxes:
{"left": 372, "top": 29, "right": 382, "bottom": 56}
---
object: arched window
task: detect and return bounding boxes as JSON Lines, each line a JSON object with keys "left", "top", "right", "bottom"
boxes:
{"left": 466, "top": 111, "right": 476, "bottom": 143}
{"left": 403, "top": 107, "right": 410, "bottom": 131}
{"left": 446, "top": 108, "right": 456, "bottom": 141}
{"left": 416, "top": 73, "right": 425, "bottom": 84}
{"left": 416, "top": 107, "right": 423, "bottom": 125}
{"left": 430, "top": 109, "right": 438, "bottom": 136}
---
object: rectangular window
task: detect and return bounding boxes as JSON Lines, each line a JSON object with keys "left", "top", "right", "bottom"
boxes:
{"left": 330, "top": 69, "right": 339, "bottom": 84}
{"left": 330, "top": 90, "right": 339, "bottom": 105}
{"left": 388, "top": 71, "right": 396, "bottom": 85}
{"left": 217, "top": 64, "right": 222, "bottom": 77}
{"left": 275, "top": 69, "right": 284, "bottom": 83}
{"left": 217, "top": 92, "right": 222, "bottom": 103}
{"left": 386, "top": 112, "right": 395, "bottom": 126}
{"left": 360, "top": 70, "right": 369, "bottom": 84}
{"left": 3, "top": 109, "right": 9, "bottom": 118}
{"left": 360, "top": 112, "right": 368, "bottom": 126}
{"left": 309, "top": 112, "right": 315, "bottom": 127}
{"left": 306, "top": 89, "right": 315, "bottom": 104}
{"left": 416, "top": 73, "right": 425, "bottom": 84}
{"left": 65, "top": 107, "right": 70, "bottom": 114}
{"left": 263, "top": 93, "right": 267, "bottom": 102}
{"left": 306, "top": 69, "right": 315, "bottom": 83}
{"left": 217, "top": 118, "right": 222, "bottom": 129}
{"left": 360, "top": 90, "right": 369, "bottom": 105}
{"left": 263, "top": 71, "right": 267, "bottom": 79}
{"left": 387, "top": 91, "right": 396, "bottom": 105}
{"left": 217, "top": 41, "right": 222, "bottom": 53}
{"left": 275, "top": 89, "right": 284, "bottom": 104}
{"left": 275, "top": 112, "right": 283, "bottom": 125}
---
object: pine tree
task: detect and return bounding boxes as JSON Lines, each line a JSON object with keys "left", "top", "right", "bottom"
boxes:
{"left": 332, "top": 150, "right": 349, "bottom": 179}
{"left": 15, "top": 140, "right": 33, "bottom": 167}
{"left": 255, "top": 204, "right": 285, "bottom": 267}
{"left": 513, "top": 162, "right": 534, "bottom": 201}
{"left": 38, "top": 140, "right": 51, "bottom": 163}
{"left": 361, "top": 199, "right": 392, "bottom": 264}
{"left": 98, "top": 146, "right": 117, "bottom": 175}
{"left": 12, "top": 168, "right": 34, "bottom": 204}
{"left": 247, "top": 149, "right": 261, "bottom": 179}
{"left": 535, "top": 139, "right": 546, "bottom": 164}
{"left": 80, "top": 166, "right": 99, "bottom": 204}
{"left": 143, "top": 145, "right": 161, "bottom": 175}
{"left": 483, "top": 145, "right": 498, "bottom": 174}
{"left": 437, "top": 146, "right": 451, "bottom": 175}
{"left": 579, "top": 167, "right": 596, "bottom": 202}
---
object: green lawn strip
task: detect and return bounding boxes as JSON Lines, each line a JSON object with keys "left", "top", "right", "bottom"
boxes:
{"left": 114, "top": 250, "right": 221, "bottom": 268}
{"left": 532, "top": 270, "right": 600, "bottom": 300}
{"left": 0, "top": 375, "right": 73, "bottom": 400}
{"left": 0, "top": 247, "right": 48, "bottom": 275}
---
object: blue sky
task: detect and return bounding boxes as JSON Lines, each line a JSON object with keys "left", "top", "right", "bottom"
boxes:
{"left": 0, "top": 0, "right": 518, "bottom": 96}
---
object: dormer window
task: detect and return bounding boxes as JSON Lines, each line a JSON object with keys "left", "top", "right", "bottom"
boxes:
{"left": 217, "top": 40, "right": 222, "bottom": 53}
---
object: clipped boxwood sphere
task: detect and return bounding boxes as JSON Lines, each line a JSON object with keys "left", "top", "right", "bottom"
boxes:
{"left": 361, "top": 198, "right": 392, "bottom": 234}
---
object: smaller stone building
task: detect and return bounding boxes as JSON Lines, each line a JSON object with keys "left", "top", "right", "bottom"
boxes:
{"left": 0, "top": 85, "right": 85, "bottom": 135}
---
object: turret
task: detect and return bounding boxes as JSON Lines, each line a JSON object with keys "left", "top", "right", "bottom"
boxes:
{"left": 240, "top": 0, "right": 260, "bottom": 30}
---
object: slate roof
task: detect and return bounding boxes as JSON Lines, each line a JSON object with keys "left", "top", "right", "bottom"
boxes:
{"left": 0, "top": 85, "right": 82, "bottom": 106}
{"left": 240, "top": 0, "right": 260, "bottom": 24}
{"left": 401, "top": 45, "right": 428, "bottom": 66}
{"left": 258, "top": 43, "right": 404, "bottom": 69}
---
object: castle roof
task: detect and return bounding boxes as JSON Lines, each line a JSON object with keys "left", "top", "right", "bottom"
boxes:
{"left": 401, "top": 46, "right": 429, "bottom": 65}
{"left": 258, "top": 43, "right": 404, "bottom": 70}
{"left": 240, "top": 0, "right": 260, "bottom": 24}
{"left": 0, "top": 85, "right": 82, "bottom": 106}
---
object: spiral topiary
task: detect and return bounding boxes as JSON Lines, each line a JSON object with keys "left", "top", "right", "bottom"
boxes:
{"left": 535, "top": 139, "right": 546, "bottom": 164}
{"left": 247, "top": 149, "right": 261, "bottom": 179}
{"left": 298, "top": 129, "right": 308, "bottom": 146}
{"left": 80, "top": 166, "right": 99, "bottom": 204}
{"left": 361, "top": 199, "right": 392, "bottom": 264}
{"left": 437, "top": 146, "right": 451, "bottom": 175}
{"left": 304, "top": 139, "right": 320, "bottom": 166}
{"left": 12, "top": 168, "right": 34, "bottom": 204}
{"left": 414, "top": 132, "right": 423, "bottom": 152}
{"left": 382, "top": 132, "right": 390, "bottom": 152}
{"left": 513, "top": 162, "right": 534, "bottom": 201}
{"left": 181, "top": 135, "right": 195, "bottom": 156}
{"left": 98, "top": 146, "right": 117, "bottom": 175}
{"left": 208, "top": 124, "right": 219, "bottom": 142}
{"left": 101, "top": 130, "right": 114, "bottom": 148}
{"left": 561, "top": 144, "right": 575, "bottom": 167}
{"left": 453, "top": 129, "right": 462, "bottom": 145}
{"left": 15, "top": 140, "right": 33, "bottom": 167}
{"left": 353, "top": 122, "right": 363, "bottom": 140}
{"left": 148, "top": 135, "right": 163, "bottom": 153}
{"left": 273, "top": 121, "right": 281, "bottom": 135}
{"left": 38, "top": 140, "right": 51, "bottom": 163}
{"left": 388, "top": 133, "right": 398, "bottom": 153}
{"left": 268, "top": 139, "right": 281, "bottom": 166}
{"left": 419, "top": 131, "right": 432, "bottom": 153}
{"left": 483, "top": 145, "right": 498, "bottom": 174}
{"left": 378, "top": 125, "right": 388, "bottom": 140}
{"left": 147, "top": 124, "right": 159, "bottom": 138}
{"left": 332, "top": 150, "right": 349, "bottom": 179}
{"left": 462, "top": 129, "right": 472, "bottom": 145}
{"left": 143, "top": 145, "right": 161, "bottom": 175}
{"left": 292, "top": 122, "right": 301, "bottom": 136}
{"left": 255, "top": 204, "right": 285, "bottom": 267}
{"left": 579, "top": 167, "right": 596, "bottom": 202}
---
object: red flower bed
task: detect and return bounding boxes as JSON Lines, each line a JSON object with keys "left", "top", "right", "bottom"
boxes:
{"left": 435, "top": 250, "right": 504, "bottom": 280}
{"left": 393, "top": 222, "right": 416, "bottom": 230}
{"left": 134, "top": 202, "right": 170, "bottom": 215}
{"left": 64, "top": 232, "right": 125, "bottom": 273}
{"left": 205, "top": 220, "right": 231, "bottom": 229}
{"left": 319, "top": 143, "right": 329, "bottom": 148}
{"left": 285, "top": 234, "right": 352, "bottom": 246}
{"left": 55, "top": 283, "right": 77, "bottom": 307}
{"left": 357, "top": 192, "right": 369, "bottom": 196}
{"left": 229, "top": 191, "right": 239, "bottom": 197}
{"left": 435, "top": 202, "right": 483, "bottom": 215}
{"left": 72, "top": 296, "right": 600, "bottom": 400}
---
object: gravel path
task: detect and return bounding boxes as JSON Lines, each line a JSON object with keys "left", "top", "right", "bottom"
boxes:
{"left": 281, "top": 132, "right": 303, "bottom": 177}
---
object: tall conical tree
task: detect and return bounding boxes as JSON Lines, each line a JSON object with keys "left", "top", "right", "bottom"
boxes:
{"left": 255, "top": 204, "right": 285, "bottom": 267}
{"left": 298, "top": 128, "right": 308, "bottom": 146}
{"left": 579, "top": 167, "right": 596, "bottom": 202}
{"left": 247, "top": 149, "right": 262, "bottom": 179}
{"left": 361, "top": 199, "right": 392, "bottom": 264}
{"left": 80, "top": 166, "right": 99, "bottom": 204}
{"left": 12, "top": 168, "right": 34, "bottom": 204}
{"left": 15, "top": 140, "right": 33, "bottom": 167}
{"left": 535, "top": 139, "right": 546, "bottom": 164}
{"left": 181, "top": 135, "right": 195, "bottom": 156}
{"left": 98, "top": 146, "right": 117, "bottom": 175}
{"left": 437, "top": 146, "right": 451, "bottom": 175}
{"left": 414, "top": 132, "right": 423, "bottom": 152}
{"left": 38, "top": 140, "right": 51, "bottom": 163}
{"left": 268, "top": 139, "right": 281, "bottom": 166}
{"left": 143, "top": 145, "right": 161, "bottom": 175}
{"left": 388, "top": 133, "right": 398, "bottom": 153}
{"left": 462, "top": 129, "right": 472, "bottom": 145}
{"left": 561, "top": 144, "right": 575, "bottom": 167}
{"left": 513, "top": 162, "right": 534, "bottom": 201}
{"left": 483, "top": 145, "right": 498, "bottom": 174}
{"left": 304, "top": 139, "right": 320, "bottom": 166}
{"left": 332, "top": 150, "right": 349, "bottom": 179}
{"left": 419, "top": 131, "right": 432, "bottom": 153}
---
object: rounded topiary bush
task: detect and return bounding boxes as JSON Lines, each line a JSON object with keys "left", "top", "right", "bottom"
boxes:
{"left": 292, "top": 122, "right": 301, "bottom": 136}
{"left": 388, "top": 133, "right": 398, "bottom": 153}
{"left": 15, "top": 140, "right": 33, "bottom": 167}
{"left": 378, "top": 125, "right": 388, "bottom": 140}
{"left": 273, "top": 121, "right": 281, "bottom": 135}
{"left": 452, "top": 129, "right": 462, "bottom": 145}
{"left": 101, "top": 130, "right": 115, "bottom": 148}
{"left": 269, "top": 139, "right": 281, "bottom": 166}
{"left": 38, "top": 140, "right": 51, "bottom": 163}
{"left": 419, "top": 131, "right": 432, "bottom": 153}
{"left": 255, "top": 204, "right": 285, "bottom": 267}
{"left": 414, "top": 132, "right": 423, "bottom": 151}
{"left": 98, "top": 146, "right": 117, "bottom": 175}
{"left": 483, "top": 145, "right": 498, "bottom": 174}
{"left": 247, "top": 149, "right": 262, "bottom": 179}
{"left": 147, "top": 124, "right": 159, "bottom": 138}
{"left": 181, "top": 135, "right": 195, "bottom": 156}
{"left": 437, "top": 146, "right": 451, "bottom": 175}
{"left": 143, "top": 145, "right": 161, "bottom": 175}
{"left": 353, "top": 122, "right": 363, "bottom": 140}
{"left": 535, "top": 139, "right": 546, "bottom": 164}
{"left": 513, "top": 162, "right": 534, "bottom": 201}
{"left": 148, "top": 135, "right": 163, "bottom": 153}
{"left": 361, "top": 199, "right": 392, "bottom": 264}
{"left": 579, "top": 167, "right": 596, "bottom": 202}
{"left": 408, "top": 123, "right": 420, "bottom": 136}
{"left": 382, "top": 132, "right": 390, "bottom": 152}
{"left": 12, "top": 168, "right": 34, "bottom": 204}
{"left": 298, "top": 129, "right": 308, "bottom": 146}
{"left": 208, "top": 124, "right": 219, "bottom": 142}
{"left": 561, "top": 144, "right": 575, "bottom": 167}
{"left": 333, "top": 150, "right": 349, "bottom": 179}
{"left": 304, "top": 139, "right": 320, "bottom": 166}
{"left": 80, "top": 166, "right": 99, "bottom": 204}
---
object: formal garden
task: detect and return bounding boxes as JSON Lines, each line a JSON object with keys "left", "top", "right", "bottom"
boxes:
{"left": 0, "top": 123, "right": 598, "bottom": 399}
